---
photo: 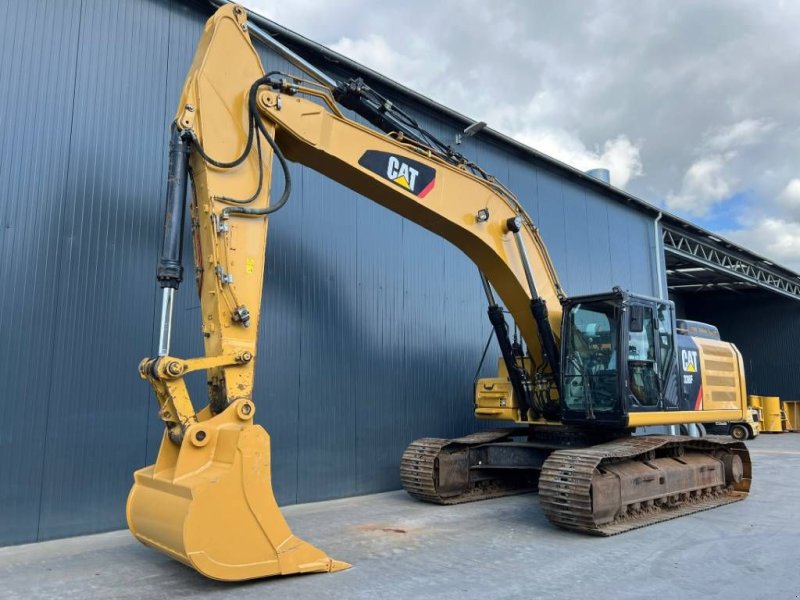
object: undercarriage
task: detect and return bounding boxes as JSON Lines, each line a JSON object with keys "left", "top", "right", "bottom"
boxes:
{"left": 401, "top": 429, "right": 751, "bottom": 534}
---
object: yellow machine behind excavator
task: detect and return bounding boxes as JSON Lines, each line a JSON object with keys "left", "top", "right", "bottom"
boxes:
{"left": 127, "top": 3, "right": 751, "bottom": 582}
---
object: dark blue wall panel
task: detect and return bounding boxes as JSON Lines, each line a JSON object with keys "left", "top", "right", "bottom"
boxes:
{"left": 35, "top": 0, "right": 174, "bottom": 542}
{"left": 683, "top": 291, "right": 800, "bottom": 400}
{"left": 353, "top": 188, "right": 406, "bottom": 494}
{"left": 0, "top": 0, "right": 83, "bottom": 546}
{"left": 296, "top": 172, "right": 360, "bottom": 502}
{"left": 0, "top": 0, "right": 660, "bottom": 544}
{"left": 536, "top": 169, "right": 569, "bottom": 285}
{"left": 585, "top": 190, "right": 614, "bottom": 292}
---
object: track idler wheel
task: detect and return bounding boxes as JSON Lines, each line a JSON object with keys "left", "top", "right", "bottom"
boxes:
{"left": 720, "top": 451, "right": 744, "bottom": 484}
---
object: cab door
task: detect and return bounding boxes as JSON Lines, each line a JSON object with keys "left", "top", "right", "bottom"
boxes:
{"left": 625, "top": 301, "right": 680, "bottom": 411}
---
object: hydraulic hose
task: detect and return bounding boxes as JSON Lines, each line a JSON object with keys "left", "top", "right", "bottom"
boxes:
{"left": 221, "top": 80, "right": 292, "bottom": 218}
{"left": 186, "top": 72, "right": 293, "bottom": 218}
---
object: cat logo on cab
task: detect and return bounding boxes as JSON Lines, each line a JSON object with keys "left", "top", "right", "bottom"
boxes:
{"left": 358, "top": 150, "right": 436, "bottom": 198}
{"left": 681, "top": 349, "right": 698, "bottom": 373}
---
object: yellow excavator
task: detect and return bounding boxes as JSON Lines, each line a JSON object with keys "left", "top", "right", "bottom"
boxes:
{"left": 126, "top": 4, "right": 752, "bottom": 581}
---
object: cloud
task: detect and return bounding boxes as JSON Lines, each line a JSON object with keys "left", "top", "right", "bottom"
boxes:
{"left": 777, "top": 178, "right": 800, "bottom": 221}
{"left": 719, "top": 178, "right": 800, "bottom": 270}
{"left": 334, "top": 31, "right": 644, "bottom": 188}
{"left": 722, "top": 216, "right": 800, "bottom": 271}
{"left": 666, "top": 119, "right": 778, "bottom": 217}
{"left": 594, "top": 136, "right": 643, "bottom": 188}
{"left": 329, "top": 34, "right": 447, "bottom": 89}
{"left": 666, "top": 156, "right": 732, "bottom": 217}
{"left": 515, "top": 129, "right": 642, "bottom": 188}
{"left": 703, "top": 118, "right": 775, "bottom": 153}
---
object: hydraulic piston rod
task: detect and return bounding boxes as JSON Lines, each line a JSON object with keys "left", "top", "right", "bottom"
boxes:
{"left": 154, "top": 125, "right": 190, "bottom": 356}
{"left": 506, "top": 217, "right": 561, "bottom": 395}
{"left": 157, "top": 288, "right": 175, "bottom": 357}
{"left": 480, "top": 271, "right": 534, "bottom": 420}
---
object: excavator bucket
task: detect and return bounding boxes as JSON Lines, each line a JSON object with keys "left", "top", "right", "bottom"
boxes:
{"left": 127, "top": 399, "right": 350, "bottom": 581}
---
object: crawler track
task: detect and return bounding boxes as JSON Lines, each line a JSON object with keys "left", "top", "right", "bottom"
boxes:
{"left": 538, "top": 435, "right": 751, "bottom": 535}
{"left": 400, "top": 430, "right": 537, "bottom": 504}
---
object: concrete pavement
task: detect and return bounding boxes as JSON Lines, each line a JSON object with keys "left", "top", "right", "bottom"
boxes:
{"left": 1, "top": 434, "right": 799, "bottom": 600}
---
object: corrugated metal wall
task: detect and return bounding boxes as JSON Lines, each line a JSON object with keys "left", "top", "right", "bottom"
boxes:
{"left": 0, "top": 0, "right": 659, "bottom": 545}
{"left": 682, "top": 291, "right": 800, "bottom": 400}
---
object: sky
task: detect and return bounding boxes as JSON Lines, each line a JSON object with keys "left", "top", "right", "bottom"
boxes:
{"left": 247, "top": 0, "right": 800, "bottom": 270}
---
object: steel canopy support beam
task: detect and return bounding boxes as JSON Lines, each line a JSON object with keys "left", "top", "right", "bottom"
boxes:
{"left": 662, "top": 226, "right": 800, "bottom": 301}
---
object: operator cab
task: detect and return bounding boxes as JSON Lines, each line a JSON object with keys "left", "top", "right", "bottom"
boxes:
{"left": 559, "top": 288, "right": 679, "bottom": 428}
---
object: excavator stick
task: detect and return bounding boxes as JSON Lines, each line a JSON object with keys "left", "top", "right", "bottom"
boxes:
{"left": 127, "top": 399, "right": 349, "bottom": 581}
{"left": 126, "top": 5, "right": 348, "bottom": 581}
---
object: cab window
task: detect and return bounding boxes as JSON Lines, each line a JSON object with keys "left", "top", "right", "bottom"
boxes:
{"left": 628, "top": 306, "right": 659, "bottom": 407}
{"left": 656, "top": 304, "right": 674, "bottom": 378}
{"left": 563, "top": 301, "right": 619, "bottom": 414}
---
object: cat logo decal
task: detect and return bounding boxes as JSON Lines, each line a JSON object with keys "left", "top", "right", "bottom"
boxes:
{"left": 359, "top": 150, "right": 436, "bottom": 198}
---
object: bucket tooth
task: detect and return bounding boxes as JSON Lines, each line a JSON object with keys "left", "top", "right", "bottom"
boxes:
{"left": 126, "top": 400, "right": 349, "bottom": 581}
